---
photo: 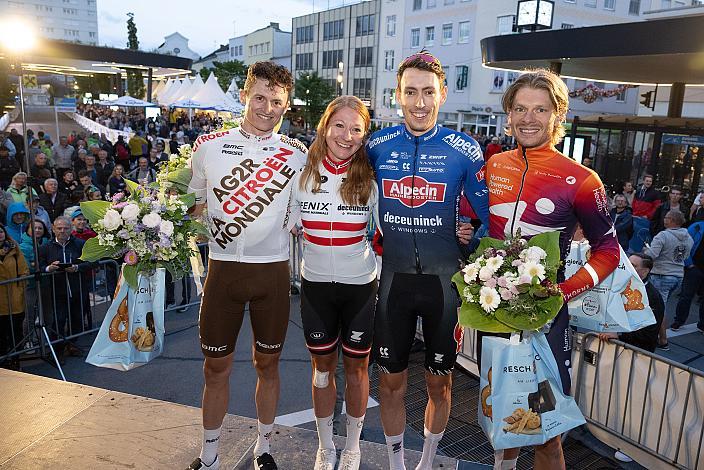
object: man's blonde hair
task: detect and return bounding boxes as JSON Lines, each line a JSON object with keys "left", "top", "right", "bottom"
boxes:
{"left": 502, "top": 69, "right": 570, "bottom": 145}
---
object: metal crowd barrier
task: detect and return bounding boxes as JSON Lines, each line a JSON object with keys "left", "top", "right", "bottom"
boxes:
{"left": 573, "top": 332, "right": 704, "bottom": 470}
{"left": 0, "top": 259, "right": 119, "bottom": 364}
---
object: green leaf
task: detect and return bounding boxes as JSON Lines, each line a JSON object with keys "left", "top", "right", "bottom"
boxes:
{"left": 124, "top": 178, "right": 139, "bottom": 194}
{"left": 79, "top": 237, "right": 113, "bottom": 262}
{"left": 191, "top": 221, "right": 210, "bottom": 237}
{"left": 179, "top": 193, "right": 196, "bottom": 208}
{"left": 527, "top": 231, "right": 561, "bottom": 280}
{"left": 495, "top": 295, "right": 563, "bottom": 331}
{"left": 477, "top": 236, "right": 506, "bottom": 253}
{"left": 123, "top": 264, "right": 139, "bottom": 289}
{"left": 458, "top": 303, "right": 515, "bottom": 333}
{"left": 168, "top": 168, "right": 193, "bottom": 188}
{"left": 79, "top": 200, "right": 111, "bottom": 226}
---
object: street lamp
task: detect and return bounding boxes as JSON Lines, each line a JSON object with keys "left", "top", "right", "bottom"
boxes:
{"left": 337, "top": 61, "right": 344, "bottom": 97}
{"left": 0, "top": 17, "right": 65, "bottom": 379}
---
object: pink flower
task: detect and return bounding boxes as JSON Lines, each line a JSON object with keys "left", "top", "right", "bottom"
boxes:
{"left": 512, "top": 259, "right": 523, "bottom": 267}
{"left": 113, "top": 202, "right": 128, "bottom": 209}
{"left": 124, "top": 250, "right": 138, "bottom": 265}
{"left": 497, "top": 276, "right": 508, "bottom": 288}
{"left": 484, "top": 277, "right": 497, "bottom": 288}
{"left": 499, "top": 287, "right": 515, "bottom": 301}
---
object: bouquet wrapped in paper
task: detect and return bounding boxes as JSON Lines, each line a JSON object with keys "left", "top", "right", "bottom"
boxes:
{"left": 451, "top": 230, "right": 564, "bottom": 333}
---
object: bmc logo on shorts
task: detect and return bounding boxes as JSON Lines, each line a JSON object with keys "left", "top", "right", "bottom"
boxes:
{"left": 382, "top": 176, "right": 446, "bottom": 208}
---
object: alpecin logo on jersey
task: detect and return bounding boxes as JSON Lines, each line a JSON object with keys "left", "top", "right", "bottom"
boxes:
{"left": 382, "top": 175, "right": 446, "bottom": 208}
{"left": 209, "top": 147, "right": 296, "bottom": 249}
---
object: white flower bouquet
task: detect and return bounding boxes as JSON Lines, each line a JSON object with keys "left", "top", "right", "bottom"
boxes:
{"left": 79, "top": 178, "right": 207, "bottom": 288}
{"left": 451, "top": 230, "right": 564, "bottom": 332}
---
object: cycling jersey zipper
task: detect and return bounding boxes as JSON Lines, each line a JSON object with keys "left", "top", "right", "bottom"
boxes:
{"left": 411, "top": 136, "right": 423, "bottom": 274}
{"left": 509, "top": 146, "right": 530, "bottom": 236}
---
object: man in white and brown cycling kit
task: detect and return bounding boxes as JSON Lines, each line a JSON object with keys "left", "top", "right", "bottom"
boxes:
{"left": 186, "top": 62, "right": 307, "bottom": 470}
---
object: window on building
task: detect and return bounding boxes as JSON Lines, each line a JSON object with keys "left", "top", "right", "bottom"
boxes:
{"left": 295, "top": 53, "right": 313, "bottom": 70}
{"left": 296, "top": 25, "right": 314, "bottom": 44}
{"left": 323, "top": 19, "right": 345, "bottom": 40}
{"left": 564, "top": 0, "right": 576, "bottom": 3}
{"left": 585, "top": 0, "right": 597, "bottom": 6}
{"left": 455, "top": 65, "right": 469, "bottom": 92}
{"left": 356, "top": 14, "right": 375, "bottom": 36}
{"left": 353, "top": 78, "right": 372, "bottom": 99}
{"left": 383, "top": 88, "right": 397, "bottom": 108}
{"left": 615, "top": 84, "right": 627, "bottom": 102}
{"left": 496, "top": 15, "right": 515, "bottom": 35}
{"left": 413, "top": 0, "right": 422, "bottom": 10}
{"left": 384, "top": 50, "right": 395, "bottom": 71}
{"left": 458, "top": 21, "right": 470, "bottom": 43}
{"left": 442, "top": 66, "right": 450, "bottom": 87}
{"left": 88, "top": 31, "right": 96, "bottom": 38}
{"left": 411, "top": 28, "right": 420, "bottom": 47}
{"left": 425, "top": 26, "right": 435, "bottom": 45}
{"left": 323, "top": 49, "right": 344, "bottom": 68}
{"left": 428, "top": 0, "right": 437, "bottom": 7}
{"left": 661, "top": 0, "right": 671, "bottom": 7}
{"left": 354, "top": 47, "right": 374, "bottom": 67}
{"left": 445, "top": 0, "right": 455, "bottom": 4}
{"left": 561, "top": 23, "right": 574, "bottom": 29}
{"left": 442, "top": 23, "right": 453, "bottom": 45}
{"left": 604, "top": 0, "right": 615, "bottom": 10}
{"left": 629, "top": 0, "right": 641, "bottom": 14}
{"left": 386, "top": 15, "right": 396, "bottom": 36}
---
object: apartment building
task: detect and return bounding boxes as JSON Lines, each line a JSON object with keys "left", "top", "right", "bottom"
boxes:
{"left": 291, "top": 0, "right": 381, "bottom": 111}
{"left": 1, "top": 0, "right": 98, "bottom": 45}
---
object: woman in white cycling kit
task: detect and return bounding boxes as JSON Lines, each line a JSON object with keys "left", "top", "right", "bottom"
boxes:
{"left": 288, "top": 96, "right": 378, "bottom": 470}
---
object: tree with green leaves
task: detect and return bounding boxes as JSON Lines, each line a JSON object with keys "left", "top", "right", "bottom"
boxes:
{"left": 198, "top": 60, "right": 247, "bottom": 92}
{"left": 294, "top": 72, "right": 335, "bottom": 129}
{"left": 125, "top": 13, "right": 145, "bottom": 99}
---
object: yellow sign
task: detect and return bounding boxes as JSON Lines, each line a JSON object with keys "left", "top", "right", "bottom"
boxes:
{"left": 22, "top": 75, "right": 38, "bottom": 88}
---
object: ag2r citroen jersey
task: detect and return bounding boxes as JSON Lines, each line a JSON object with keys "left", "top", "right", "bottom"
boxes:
{"left": 188, "top": 128, "right": 308, "bottom": 263}
{"left": 487, "top": 143, "right": 620, "bottom": 301}
{"left": 366, "top": 125, "right": 489, "bottom": 275}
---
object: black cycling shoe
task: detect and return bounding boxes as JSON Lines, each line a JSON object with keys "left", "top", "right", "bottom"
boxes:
{"left": 187, "top": 455, "right": 219, "bottom": 469}
{"left": 253, "top": 452, "right": 278, "bottom": 469}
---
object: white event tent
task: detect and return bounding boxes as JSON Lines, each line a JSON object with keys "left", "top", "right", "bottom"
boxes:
{"left": 155, "top": 78, "right": 176, "bottom": 103}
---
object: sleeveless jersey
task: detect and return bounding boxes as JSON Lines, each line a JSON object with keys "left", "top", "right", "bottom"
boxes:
{"left": 366, "top": 124, "right": 489, "bottom": 275}
{"left": 289, "top": 156, "right": 378, "bottom": 284}
{"left": 487, "top": 143, "right": 620, "bottom": 301}
{"left": 188, "top": 127, "right": 308, "bottom": 263}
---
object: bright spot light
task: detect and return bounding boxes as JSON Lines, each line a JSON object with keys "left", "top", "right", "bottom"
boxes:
{"left": 0, "top": 17, "right": 37, "bottom": 53}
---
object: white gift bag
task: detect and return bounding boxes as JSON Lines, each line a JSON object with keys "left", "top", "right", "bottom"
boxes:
{"left": 86, "top": 267, "right": 166, "bottom": 371}
{"left": 565, "top": 241, "right": 655, "bottom": 332}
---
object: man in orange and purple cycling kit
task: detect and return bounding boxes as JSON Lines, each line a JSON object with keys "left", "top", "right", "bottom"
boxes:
{"left": 485, "top": 69, "right": 620, "bottom": 469}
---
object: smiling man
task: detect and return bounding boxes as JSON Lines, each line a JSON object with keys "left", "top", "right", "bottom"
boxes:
{"left": 486, "top": 69, "right": 620, "bottom": 469}
{"left": 187, "top": 61, "right": 307, "bottom": 470}
{"left": 366, "top": 51, "right": 488, "bottom": 470}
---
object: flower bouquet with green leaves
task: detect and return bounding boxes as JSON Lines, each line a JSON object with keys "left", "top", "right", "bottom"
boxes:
{"left": 79, "top": 178, "right": 207, "bottom": 288}
{"left": 451, "top": 230, "right": 564, "bottom": 333}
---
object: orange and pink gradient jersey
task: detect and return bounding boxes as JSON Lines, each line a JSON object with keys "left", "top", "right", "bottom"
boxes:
{"left": 487, "top": 143, "right": 620, "bottom": 301}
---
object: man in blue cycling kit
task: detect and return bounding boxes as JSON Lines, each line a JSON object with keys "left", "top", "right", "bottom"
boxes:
{"left": 366, "top": 51, "right": 489, "bottom": 470}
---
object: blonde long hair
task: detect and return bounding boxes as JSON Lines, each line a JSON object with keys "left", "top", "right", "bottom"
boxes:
{"left": 299, "top": 96, "right": 374, "bottom": 206}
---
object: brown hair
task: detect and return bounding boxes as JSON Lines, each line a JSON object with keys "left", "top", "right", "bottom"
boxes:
{"left": 396, "top": 50, "right": 445, "bottom": 88}
{"left": 243, "top": 61, "right": 293, "bottom": 97}
{"left": 299, "top": 96, "right": 374, "bottom": 206}
{"left": 502, "top": 68, "right": 570, "bottom": 145}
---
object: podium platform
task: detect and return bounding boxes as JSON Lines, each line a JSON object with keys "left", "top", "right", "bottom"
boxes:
{"left": 0, "top": 369, "right": 483, "bottom": 469}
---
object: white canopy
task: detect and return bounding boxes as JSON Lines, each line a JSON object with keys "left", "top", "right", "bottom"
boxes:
{"left": 226, "top": 77, "right": 240, "bottom": 101}
{"left": 151, "top": 79, "right": 166, "bottom": 100}
{"left": 105, "top": 95, "right": 157, "bottom": 107}
{"left": 157, "top": 78, "right": 181, "bottom": 105}
{"left": 162, "top": 77, "right": 192, "bottom": 105}
{"left": 170, "top": 73, "right": 243, "bottom": 113}
{"left": 168, "top": 75, "right": 204, "bottom": 105}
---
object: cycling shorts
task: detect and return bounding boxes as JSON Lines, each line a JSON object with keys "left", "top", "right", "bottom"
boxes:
{"left": 198, "top": 260, "right": 290, "bottom": 357}
{"left": 476, "top": 304, "right": 573, "bottom": 395}
{"left": 373, "top": 271, "right": 464, "bottom": 375}
{"left": 300, "top": 278, "right": 378, "bottom": 358}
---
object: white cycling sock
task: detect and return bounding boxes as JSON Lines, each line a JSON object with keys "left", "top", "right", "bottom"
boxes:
{"left": 345, "top": 414, "right": 365, "bottom": 452}
{"left": 316, "top": 414, "right": 336, "bottom": 450}
{"left": 502, "top": 458, "right": 518, "bottom": 470}
{"left": 199, "top": 425, "right": 221, "bottom": 466}
{"left": 385, "top": 432, "right": 406, "bottom": 470}
{"left": 253, "top": 420, "right": 274, "bottom": 457}
{"left": 415, "top": 427, "right": 443, "bottom": 470}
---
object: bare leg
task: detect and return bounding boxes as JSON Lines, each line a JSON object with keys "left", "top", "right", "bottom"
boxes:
{"left": 202, "top": 353, "right": 234, "bottom": 429}
{"left": 253, "top": 349, "right": 282, "bottom": 424}
{"left": 311, "top": 351, "right": 339, "bottom": 418}
{"left": 379, "top": 370, "right": 408, "bottom": 435}
{"left": 343, "top": 354, "right": 370, "bottom": 418}
{"left": 424, "top": 372, "right": 452, "bottom": 433}
{"left": 534, "top": 436, "right": 565, "bottom": 470}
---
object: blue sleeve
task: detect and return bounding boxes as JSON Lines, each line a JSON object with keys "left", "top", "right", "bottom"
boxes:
{"left": 366, "top": 141, "right": 378, "bottom": 166}
{"left": 463, "top": 155, "right": 489, "bottom": 227}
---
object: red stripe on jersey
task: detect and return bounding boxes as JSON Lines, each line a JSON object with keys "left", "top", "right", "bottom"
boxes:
{"left": 302, "top": 220, "right": 368, "bottom": 231}
{"left": 304, "top": 232, "right": 365, "bottom": 246}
